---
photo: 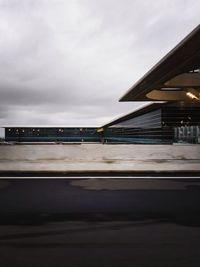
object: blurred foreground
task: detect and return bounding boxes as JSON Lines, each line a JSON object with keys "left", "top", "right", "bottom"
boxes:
{"left": 0, "top": 143, "right": 200, "bottom": 172}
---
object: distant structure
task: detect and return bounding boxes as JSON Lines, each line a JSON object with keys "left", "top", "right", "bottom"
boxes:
{"left": 102, "top": 102, "right": 200, "bottom": 144}
{"left": 101, "top": 25, "right": 200, "bottom": 144}
{"left": 3, "top": 25, "right": 200, "bottom": 144}
{"left": 4, "top": 127, "right": 100, "bottom": 142}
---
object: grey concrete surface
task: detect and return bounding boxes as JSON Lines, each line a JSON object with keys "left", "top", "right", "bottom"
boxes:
{"left": 0, "top": 143, "right": 200, "bottom": 172}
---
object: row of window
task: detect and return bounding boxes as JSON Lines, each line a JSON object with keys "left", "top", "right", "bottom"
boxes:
{"left": 6, "top": 128, "right": 98, "bottom": 136}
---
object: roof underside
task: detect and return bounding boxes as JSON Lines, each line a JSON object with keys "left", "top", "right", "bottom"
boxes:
{"left": 120, "top": 25, "right": 200, "bottom": 101}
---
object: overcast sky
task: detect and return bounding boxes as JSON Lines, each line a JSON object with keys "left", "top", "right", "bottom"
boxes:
{"left": 0, "top": 0, "right": 199, "bottom": 133}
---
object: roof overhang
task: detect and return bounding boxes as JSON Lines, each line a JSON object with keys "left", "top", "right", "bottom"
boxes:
{"left": 119, "top": 25, "right": 200, "bottom": 102}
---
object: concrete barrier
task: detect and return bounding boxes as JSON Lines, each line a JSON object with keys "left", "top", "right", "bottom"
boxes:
{"left": 0, "top": 143, "right": 199, "bottom": 172}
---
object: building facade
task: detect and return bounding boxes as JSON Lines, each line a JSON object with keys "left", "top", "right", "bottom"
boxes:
{"left": 3, "top": 26, "right": 200, "bottom": 144}
{"left": 103, "top": 102, "right": 200, "bottom": 144}
{"left": 5, "top": 127, "right": 101, "bottom": 142}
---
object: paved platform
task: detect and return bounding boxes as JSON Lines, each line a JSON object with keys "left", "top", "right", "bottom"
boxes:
{"left": 1, "top": 220, "right": 200, "bottom": 267}
{"left": 0, "top": 143, "right": 199, "bottom": 173}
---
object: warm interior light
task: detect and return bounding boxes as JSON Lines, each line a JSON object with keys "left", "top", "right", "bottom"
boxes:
{"left": 186, "top": 92, "right": 199, "bottom": 100}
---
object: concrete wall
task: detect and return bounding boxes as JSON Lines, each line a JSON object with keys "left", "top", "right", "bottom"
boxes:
{"left": 0, "top": 143, "right": 199, "bottom": 172}
{"left": 0, "top": 144, "right": 199, "bottom": 161}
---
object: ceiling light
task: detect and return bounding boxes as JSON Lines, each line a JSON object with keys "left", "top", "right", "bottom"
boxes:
{"left": 186, "top": 92, "right": 199, "bottom": 100}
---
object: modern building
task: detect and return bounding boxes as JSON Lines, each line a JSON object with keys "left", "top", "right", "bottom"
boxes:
{"left": 120, "top": 25, "right": 200, "bottom": 102}
{"left": 102, "top": 102, "right": 200, "bottom": 144}
{"left": 3, "top": 25, "right": 200, "bottom": 144}
{"left": 4, "top": 127, "right": 101, "bottom": 142}
{"left": 103, "top": 24, "right": 200, "bottom": 144}
{"left": 99, "top": 25, "right": 200, "bottom": 146}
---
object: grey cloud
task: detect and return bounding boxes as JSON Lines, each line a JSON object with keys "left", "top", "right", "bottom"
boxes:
{"left": 0, "top": 0, "right": 199, "bottom": 130}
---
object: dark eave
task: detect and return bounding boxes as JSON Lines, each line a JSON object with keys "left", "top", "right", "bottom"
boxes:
{"left": 119, "top": 25, "right": 200, "bottom": 101}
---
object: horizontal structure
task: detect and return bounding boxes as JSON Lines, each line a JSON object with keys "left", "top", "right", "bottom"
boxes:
{"left": 3, "top": 101, "right": 200, "bottom": 144}
{"left": 2, "top": 26, "right": 200, "bottom": 145}
{"left": 4, "top": 127, "right": 101, "bottom": 142}
{"left": 120, "top": 25, "right": 200, "bottom": 101}
{"left": 102, "top": 102, "right": 200, "bottom": 144}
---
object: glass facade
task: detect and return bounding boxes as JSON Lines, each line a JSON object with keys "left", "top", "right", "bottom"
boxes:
{"left": 5, "top": 127, "right": 100, "bottom": 142}
{"left": 4, "top": 104, "right": 200, "bottom": 144}
{"left": 112, "top": 109, "right": 162, "bottom": 128}
{"left": 174, "top": 126, "right": 200, "bottom": 144}
{"left": 104, "top": 104, "right": 200, "bottom": 144}
{"left": 104, "top": 109, "right": 172, "bottom": 144}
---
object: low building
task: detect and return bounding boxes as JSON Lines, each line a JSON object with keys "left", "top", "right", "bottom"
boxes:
{"left": 4, "top": 127, "right": 101, "bottom": 142}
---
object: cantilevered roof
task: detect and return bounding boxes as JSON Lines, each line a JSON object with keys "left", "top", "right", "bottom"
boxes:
{"left": 120, "top": 25, "right": 200, "bottom": 101}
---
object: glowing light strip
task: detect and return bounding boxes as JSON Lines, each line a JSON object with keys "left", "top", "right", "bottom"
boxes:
{"left": 186, "top": 92, "right": 199, "bottom": 100}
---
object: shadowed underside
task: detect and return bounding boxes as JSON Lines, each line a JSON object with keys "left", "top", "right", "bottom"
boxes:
{"left": 120, "top": 25, "right": 200, "bottom": 101}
